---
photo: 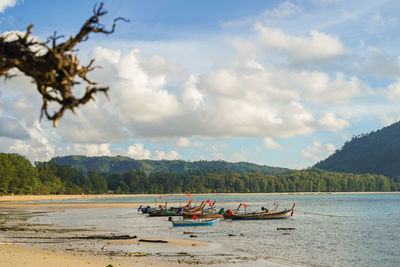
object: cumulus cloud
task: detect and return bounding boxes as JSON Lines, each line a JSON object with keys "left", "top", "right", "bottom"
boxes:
{"left": 153, "top": 149, "right": 181, "bottom": 160}
{"left": 0, "top": 0, "right": 16, "bottom": 13}
{"left": 316, "top": 112, "right": 349, "bottom": 131}
{"left": 182, "top": 75, "right": 204, "bottom": 110}
{"left": 256, "top": 24, "right": 345, "bottom": 62}
{"left": 126, "top": 143, "right": 151, "bottom": 159}
{"left": 1, "top": 3, "right": 373, "bottom": 165}
{"left": 66, "top": 144, "right": 112, "bottom": 157}
{"left": 301, "top": 141, "right": 336, "bottom": 161}
{"left": 3, "top": 122, "right": 54, "bottom": 162}
{"left": 262, "top": 137, "right": 283, "bottom": 150}
{"left": 293, "top": 72, "right": 370, "bottom": 105}
{"left": 112, "top": 49, "right": 181, "bottom": 123}
{"left": 176, "top": 137, "right": 202, "bottom": 148}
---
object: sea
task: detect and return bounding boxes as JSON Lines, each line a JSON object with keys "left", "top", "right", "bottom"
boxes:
{"left": 30, "top": 193, "right": 400, "bottom": 267}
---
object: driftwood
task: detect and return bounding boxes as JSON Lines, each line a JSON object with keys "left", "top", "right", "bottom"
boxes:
{"left": 72, "top": 234, "right": 137, "bottom": 240}
{"left": 0, "top": 3, "right": 128, "bottom": 127}
{"left": 138, "top": 239, "right": 168, "bottom": 243}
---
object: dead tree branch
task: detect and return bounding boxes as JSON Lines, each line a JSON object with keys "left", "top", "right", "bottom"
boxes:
{"left": 0, "top": 2, "right": 128, "bottom": 127}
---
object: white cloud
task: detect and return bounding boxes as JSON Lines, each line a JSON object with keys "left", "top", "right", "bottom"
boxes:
{"left": 67, "top": 143, "right": 112, "bottom": 157}
{"left": 4, "top": 122, "right": 54, "bottom": 162}
{"left": 126, "top": 143, "right": 151, "bottom": 159}
{"left": 386, "top": 80, "right": 400, "bottom": 102}
{"left": 316, "top": 112, "right": 349, "bottom": 131}
{"left": 113, "top": 49, "right": 181, "bottom": 123}
{"left": 176, "top": 137, "right": 202, "bottom": 148}
{"left": 262, "top": 137, "right": 283, "bottom": 150}
{"left": 293, "top": 72, "right": 370, "bottom": 105}
{"left": 3, "top": 1, "right": 391, "bottom": 167}
{"left": 182, "top": 75, "right": 204, "bottom": 110}
{"left": 153, "top": 149, "right": 181, "bottom": 160}
{"left": 0, "top": 0, "right": 16, "bottom": 13}
{"left": 301, "top": 141, "right": 336, "bottom": 161}
{"left": 256, "top": 24, "right": 345, "bottom": 62}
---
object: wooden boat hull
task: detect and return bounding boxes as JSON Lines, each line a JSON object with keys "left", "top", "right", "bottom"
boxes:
{"left": 228, "top": 203, "right": 295, "bottom": 220}
{"left": 172, "top": 218, "right": 220, "bottom": 227}
{"left": 148, "top": 211, "right": 181, "bottom": 217}
{"left": 230, "top": 210, "right": 292, "bottom": 220}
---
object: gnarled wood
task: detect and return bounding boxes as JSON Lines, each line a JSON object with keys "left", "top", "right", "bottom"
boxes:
{"left": 0, "top": 3, "right": 128, "bottom": 127}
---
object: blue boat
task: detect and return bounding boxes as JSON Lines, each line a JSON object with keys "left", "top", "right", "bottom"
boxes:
{"left": 171, "top": 218, "right": 220, "bottom": 227}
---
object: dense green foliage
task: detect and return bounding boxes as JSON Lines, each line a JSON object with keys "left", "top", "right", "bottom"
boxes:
{"left": 51, "top": 155, "right": 289, "bottom": 175}
{"left": 315, "top": 121, "right": 400, "bottom": 177}
{"left": 0, "top": 153, "right": 397, "bottom": 195}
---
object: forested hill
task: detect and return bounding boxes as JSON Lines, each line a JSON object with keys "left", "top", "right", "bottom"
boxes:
{"left": 1, "top": 153, "right": 397, "bottom": 195}
{"left": 315, "top": 121, "right": 400, "bottom": 177}
{"left": 51, "top": 155, "right": 289, "bottom": 175}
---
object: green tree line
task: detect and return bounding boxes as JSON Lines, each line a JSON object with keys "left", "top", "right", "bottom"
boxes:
{"left": 0, "top": 153, "right": 399, "bottom": 195}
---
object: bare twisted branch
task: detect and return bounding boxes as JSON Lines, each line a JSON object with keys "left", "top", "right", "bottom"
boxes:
{"left": 0, "top": 2, "right": 128, "bottom": 127}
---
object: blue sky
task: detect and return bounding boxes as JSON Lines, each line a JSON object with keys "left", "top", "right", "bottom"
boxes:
{"left": 1, "top": 0, "right": 400, "bottom": 169}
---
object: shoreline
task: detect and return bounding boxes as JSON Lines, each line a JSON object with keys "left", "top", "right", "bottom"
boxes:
{"left": 0, "top": 205, "right": 218, "bottom": 267}
{"left": 1, "top": 191, "right": 398, "bottom": 202}
{"left": 0, "top": 204, "right": 269, "bottom": 267}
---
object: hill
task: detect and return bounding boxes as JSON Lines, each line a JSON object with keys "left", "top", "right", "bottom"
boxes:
{"left": 50, "top": 155, "right": 289, "bottom": 175}
{"left": 315, "top": 121, "right": 400, "bottom": 177}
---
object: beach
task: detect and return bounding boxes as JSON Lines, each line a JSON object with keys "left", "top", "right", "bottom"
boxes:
{"left": 0, "top": 194, "right": 276, "bottom": 267}
{"left": 1, "top": 193, "right": 399, "bottom": 267}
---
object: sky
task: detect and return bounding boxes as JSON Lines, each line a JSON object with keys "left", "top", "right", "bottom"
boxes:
{"left": 1, "top": 0, "right": 400, "bottom": 169}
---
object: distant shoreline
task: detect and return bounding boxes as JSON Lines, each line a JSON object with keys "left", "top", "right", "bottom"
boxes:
{"left": 0, "top": 191, "right": 398, "bottom": 202}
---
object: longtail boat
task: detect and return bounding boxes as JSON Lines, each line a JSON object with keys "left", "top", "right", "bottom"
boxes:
{"left": 184, "top": 203, "right": 242, "bottom": 219}
{"left": 147, "top": 201, "right": 206, "bottom": 217}
{"left": 148, "top": 210, "right": 181, "bottom": 217}
{"left": 226, "top": 203, "right": 296, "bottom": 220}
{"left": 171, "top": 218, "right": 220, "bottom": 227}
{"left": 183, "top": 201, "right": 215, "bottom": 217}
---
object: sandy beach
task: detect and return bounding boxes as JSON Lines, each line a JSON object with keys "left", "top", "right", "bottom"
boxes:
{"left": 0, "top": 194, "right": 266, "bottom": 267}
{"left": 0, "top": 195, "right": 208, "bottom": 267}
{"left": 0, "top": 242, "right": 167, "bottom": 267}
{"left": 2, "top": 193, "right": 398, "bottom": 266}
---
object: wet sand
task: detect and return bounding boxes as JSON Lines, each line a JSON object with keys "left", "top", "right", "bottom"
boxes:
{"left": 2, "top": 193, "right": 395, "bottom": 266}
{"left": 0, "top": 195, "right": 264, "bottom": 267}
{"left": 0, "top": 242, "right": 170, "bottom": 267}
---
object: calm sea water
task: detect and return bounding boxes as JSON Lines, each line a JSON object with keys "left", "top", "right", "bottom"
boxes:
{"left": 32, "top": 193, "right": 400, "bottom": 267}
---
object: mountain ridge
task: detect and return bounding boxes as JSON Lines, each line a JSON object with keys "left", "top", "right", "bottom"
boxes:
{"left": 51, "top": 155, "right": 289, "bottom": 175}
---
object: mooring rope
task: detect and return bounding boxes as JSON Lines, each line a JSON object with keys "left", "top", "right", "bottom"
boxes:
{"left": 295, "top": 209, "right": 353, "bottom": 217}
